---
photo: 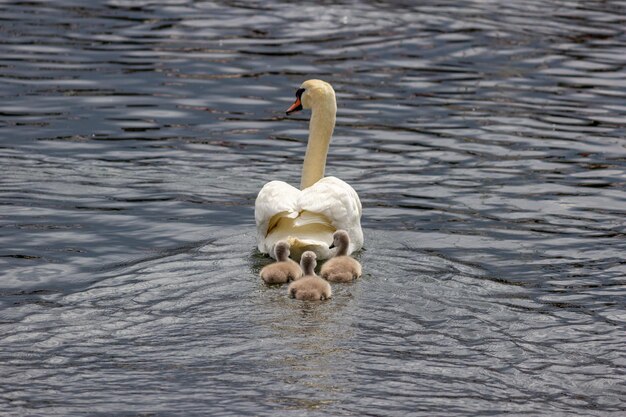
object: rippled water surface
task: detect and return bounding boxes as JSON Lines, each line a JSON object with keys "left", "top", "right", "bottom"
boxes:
{"left": 1, "top": 0, "right": 625, "bottom": 415}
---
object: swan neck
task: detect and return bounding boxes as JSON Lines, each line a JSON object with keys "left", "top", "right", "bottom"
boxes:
{"left": 300, "top": 106, "right": 335, "bottom": 190}
{"left": 301, "top": 256, "right": 317, "bottom": 276}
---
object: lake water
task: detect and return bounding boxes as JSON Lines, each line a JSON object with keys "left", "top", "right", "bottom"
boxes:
{"left": 1, "top": 1, "right": 625, "bottom": 415}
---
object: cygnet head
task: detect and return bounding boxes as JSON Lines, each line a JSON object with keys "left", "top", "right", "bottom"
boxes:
{"left": 330, "top": 229, "right": 350, "bottom": 257}
{"left": 273, "top": 241, "right": 290, "bottom": 262}
{"left": 286, "top": 79, "right": 336, "bottom": 115}
{"left": 300, "top": 251, "right": 317, "bottom": 276}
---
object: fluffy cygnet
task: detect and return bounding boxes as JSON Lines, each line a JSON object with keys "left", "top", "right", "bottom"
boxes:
{"left": 260, "top": 241, "right": 303, "bottom": 285}
{"left": 321, "top": 230, "right": 362, "bottom": 283}
{"left": 287, "top": 251, "right": 332, "bottom": 301}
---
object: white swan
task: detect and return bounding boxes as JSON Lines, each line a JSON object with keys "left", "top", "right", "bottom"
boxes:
{"left": 255, "top": 79, "right": 363, "bottom": 261}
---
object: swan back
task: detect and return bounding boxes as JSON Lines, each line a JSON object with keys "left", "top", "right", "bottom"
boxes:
{"left": 255, "top": 176, "right": 363, "bottom": 260}
{"left": 287, "top": 271, "right": 332, "bottom": 301}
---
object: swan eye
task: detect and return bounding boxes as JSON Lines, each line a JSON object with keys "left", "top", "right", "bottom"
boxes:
{"left": 296, "top": 88, "right": 305, "bottom": 99}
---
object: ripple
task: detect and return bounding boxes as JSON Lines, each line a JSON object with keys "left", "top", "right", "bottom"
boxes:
{"left": 1, "top": 0, "right": 626, "bottom": 415}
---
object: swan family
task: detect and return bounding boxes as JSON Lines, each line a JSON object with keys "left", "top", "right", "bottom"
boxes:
{"left": 255, "top": 80, "right": 363, "bottom": 300}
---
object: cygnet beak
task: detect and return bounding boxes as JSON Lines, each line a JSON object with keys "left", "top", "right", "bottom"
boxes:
{"left": 328, "top": 242, "right": 336, "bottom": 250}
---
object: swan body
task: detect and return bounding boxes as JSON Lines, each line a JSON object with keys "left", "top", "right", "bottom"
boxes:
{"left": 321, "top": 230, "right": 362, "bottom": 283}
{"left": 259, "top": 241, "right": 303, "bottom": 285}
{"left": 288, "top": 251, "right": 332, "bottom": 301}
{"left": 255, "top": 80, "right": 363, "bottom": 261}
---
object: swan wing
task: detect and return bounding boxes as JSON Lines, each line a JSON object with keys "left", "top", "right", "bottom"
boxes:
{"left": 299, "top": 176, "right": 363, "bottom": 254}
{"left": 255, "top": 180, "right": 300, "bottom": 253}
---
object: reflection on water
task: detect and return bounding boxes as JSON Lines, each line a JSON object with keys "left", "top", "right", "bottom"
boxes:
{"left": 1, "top": 0, "right": 625, "bottom": 415}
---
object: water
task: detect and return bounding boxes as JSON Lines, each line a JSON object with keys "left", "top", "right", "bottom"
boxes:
{"left": 1, "top": 0, "right": 625, "bottom": 415}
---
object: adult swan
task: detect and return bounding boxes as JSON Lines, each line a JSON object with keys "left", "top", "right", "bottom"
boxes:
{"left": 255, "top": 80, "right": 363, "bottom": 261}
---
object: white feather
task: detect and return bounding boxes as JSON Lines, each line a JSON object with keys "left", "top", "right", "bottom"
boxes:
{"left": 255, "top": 176, "right": 362, "bottom": 260}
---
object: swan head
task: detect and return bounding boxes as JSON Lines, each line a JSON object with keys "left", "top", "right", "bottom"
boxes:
{"left": 329, "top": 229, "right": 350, "bottom": 257}
{"left": 300, "top": 250, "right": 317, "bottom": 276}
{"left": 274, "top": 240, "right": 291, "bottom": 262}
{"left": 286, "top": 79, "right": 336, "bottom": 115}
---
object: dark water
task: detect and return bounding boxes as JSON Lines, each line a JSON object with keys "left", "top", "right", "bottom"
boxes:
{"left": 1, "top": 0, "right": 625, "bottom": 415}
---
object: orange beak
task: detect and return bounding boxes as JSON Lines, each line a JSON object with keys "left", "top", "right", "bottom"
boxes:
{"left": 286, "top": 97, "right": 302, "bottom": 115}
